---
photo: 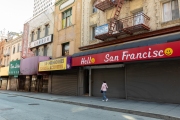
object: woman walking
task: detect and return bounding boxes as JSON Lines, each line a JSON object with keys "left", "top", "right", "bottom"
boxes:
{"left": 101, "top": 81, "right": 108, "bottom": 102}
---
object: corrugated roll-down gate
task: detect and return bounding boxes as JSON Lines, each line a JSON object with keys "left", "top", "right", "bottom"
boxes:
{"left": 0, "top": 77, "right": 8, "bottom": 90}
{"left": 52, "top": 69, "right": 78, "bottom": 96}
{"left": 126, "top": 59, "right": 180, "bottom": 104}
{"left": 9, "top": 76, "right": 18, "bottom": 90}
{"left": 92, "top": 67, "right": 125, "bottom": 98}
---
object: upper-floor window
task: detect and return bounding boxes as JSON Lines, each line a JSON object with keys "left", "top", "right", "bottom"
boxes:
{"left": 43, "top": 45, "right": 48, "bottom": 56}
{"left": 17, "top": 43, "right": 20, "bottom": 52}
{"left": 163, "top": 0, "right": 179, "bottom": 22}
{"left": 92, "top": 25, "right": 97, "bottom": 40}
{"left": 13, "top": 46, "right": 16, "bottom": 54}
{"left": 45, "top": 24, "right": 49, "bottom": 36}
{"left": 37, "top": 28, "right": 41, "bottom": 39}
{"left": 92, "top": 5, "right": 97, "bottom": 13}
{"left": 8, "top": 47, "right": 10, "bottom": 54}
{"left": 35, "top": 48, "right": 40, "bottom": 56}
{"left": 62, "top": 42, "right": 69, "bottom": 56}
{"left": 133, "top": 11, "right": 144, "bottom": 25}
{"left": 31, "top": 31, "right": 35, "bottom": 42}
{"left": 62, "top": 8, "right": 72, "bottom": 29}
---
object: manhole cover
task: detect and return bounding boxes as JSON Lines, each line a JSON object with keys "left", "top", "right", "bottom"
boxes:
{"left": 7, "top": 96, "right": 17, "bottom": 97}
{"left": 0, "top": 108, "right": 14, "bottom": 111}
{"left": 28, "top": 103, "right": 39, "bottom": 105}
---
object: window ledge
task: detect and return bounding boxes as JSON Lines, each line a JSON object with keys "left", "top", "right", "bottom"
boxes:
{"left": 161, "top": 18, "right": 180, "bottom": 26}
{"left": 59, "top": 24, "right": 75, "bottom": 31}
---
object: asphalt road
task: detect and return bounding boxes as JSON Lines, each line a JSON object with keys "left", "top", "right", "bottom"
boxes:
{"left": 0, "top": 93, "right": 161, "bottom": 120}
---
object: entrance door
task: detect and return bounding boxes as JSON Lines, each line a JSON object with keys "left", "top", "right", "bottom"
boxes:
{"left": 83, "top": 69, "right": 89, "bottom": 96}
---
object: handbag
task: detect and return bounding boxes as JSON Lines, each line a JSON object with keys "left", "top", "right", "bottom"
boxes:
{"left": 100, "top": 90, "right": 103, "bottom": 93}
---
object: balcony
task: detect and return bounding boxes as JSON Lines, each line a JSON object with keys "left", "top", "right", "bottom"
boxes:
{"left": 94, "top": 0, "right": 118, "bottom": 11}
{"left": 95, "top": 13, "right": 150, "bottom": 41}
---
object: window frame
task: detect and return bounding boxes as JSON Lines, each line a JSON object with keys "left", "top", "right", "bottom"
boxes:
{"left": 45, "top": 24, "right": 49, "bottom": 36}
{"left": 62, "top": 8, "right": 72, "bottom": 29}
{"left": 31, "top": 31, "right": 35, "bottom": 42}
{"left": 13, "top": 46, "right": 15, "bottom": 54}
{"left": 162, "top": 0, "right": 180, "bottom": 22}
{"left": 43, "top": 45, "right": 48, "bottom": 56}
{"left": 91, "top": 25, "right": 97, "bottom": 40}
{"left": 62, "top": 42, "right": 69, "bottom": 56}
{"left": 37, "top": 28, "right": 41, "bottom": 39}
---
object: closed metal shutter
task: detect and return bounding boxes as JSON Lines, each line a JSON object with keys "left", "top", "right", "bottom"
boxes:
{"left": 126, "top": 60, "right": 180, "bottom": 104}
{"left": 92, "top": 68, "right": 125, "bottom": 98}
{"left": 10, "top": 77, "right": 17, "bottom": 90}
{"left": 18, "top": 76, "right": 26, "bottom": 91}
{"left": 1, "top": 80, "right": 8, "bottom": 90}
{"left": 25, "top": 76, "right": 31, "bottom": 91}
{"left": 52, "top": 70, "right": 78, "bottom": 96}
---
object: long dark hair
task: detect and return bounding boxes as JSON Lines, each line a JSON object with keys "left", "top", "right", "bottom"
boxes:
{"left": 103, "top": 81, "right": 106, "bottom": 83}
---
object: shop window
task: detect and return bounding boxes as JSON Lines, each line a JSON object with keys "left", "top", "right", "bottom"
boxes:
{"left": 62, "top": 42, "right": 69, "bottom": 56}
{"left": 92, "top": 25, "right": 97, "bottom": 40}
{"left": 133, "top": 11, "right": 144, "bottom": 25}
{"left": 45, "top": 24, "right": 49, "bottom": 36}
{"left": 62, "top": 8, "right": 72, "bottom": 29}
{"left": 31, "top": 31, "right": 35, "bottom": 42}
{"left": 37, "top": 28, "right": 41, "bottom": 39}
{"left": 162, "top": 0, "right": 179, "bottom": 22}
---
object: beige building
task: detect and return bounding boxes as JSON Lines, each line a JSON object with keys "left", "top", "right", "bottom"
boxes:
{"left": 81, "top": 0, "right": 180, "bottom": 47}
{"left": 53, "top": 0, "right": 82, "bottom": 58}
{"left": 71, "top": 0, "right": 180, "bottom": 104}
{"left": 3, "top": 35, "right": 22, "bottom": 66}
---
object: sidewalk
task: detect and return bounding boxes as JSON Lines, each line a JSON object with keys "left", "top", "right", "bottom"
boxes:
{"left": 0, "top": 90, "right": 180, "bottom": 120}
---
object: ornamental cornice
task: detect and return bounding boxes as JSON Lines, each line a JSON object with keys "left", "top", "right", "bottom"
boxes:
{"left": 55, "top": 0, "right": 68, "bottom": 6}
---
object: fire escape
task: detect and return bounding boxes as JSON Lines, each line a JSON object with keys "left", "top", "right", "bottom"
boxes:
{"left": 94, "top": 0, "right": 150, "bottom": 41}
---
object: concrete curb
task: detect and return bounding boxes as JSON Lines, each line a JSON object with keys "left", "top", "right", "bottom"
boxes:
{"left": 1, "top": 92, "right": 180, "bottom": 120}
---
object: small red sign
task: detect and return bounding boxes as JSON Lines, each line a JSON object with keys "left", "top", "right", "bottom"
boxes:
{"left": 72, "top": 41, "right": 180, "bottom": 66}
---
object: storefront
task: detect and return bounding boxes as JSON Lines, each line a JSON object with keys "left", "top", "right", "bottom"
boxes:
{"left": 8, "top": 60, "right": 20, "bottom": 91}
{"left": 72, "top": 33, "right": 180, "bottom": 104}
{"left": 39, "top": 56, "right": 79, "bottom": 95}
{"left": 20, "top": 56, "right": 49, "bottom": 92}
{"left": 0, "top": 67, "right": 9, "bottom": 90}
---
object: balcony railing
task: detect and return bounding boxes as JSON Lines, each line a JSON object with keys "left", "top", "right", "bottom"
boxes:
{"left": 94, "top": 0, "right": 118, "bottom": 11}
{"left": 95, "top": 13, "right": 150, "bottom": 40}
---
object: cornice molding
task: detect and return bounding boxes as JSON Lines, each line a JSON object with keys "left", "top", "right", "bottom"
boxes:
{"left": 55, "top": 0, "right": 68, "bottom": 6}
{"left": 79, "top": 25, "right": 180, "bottom": 51}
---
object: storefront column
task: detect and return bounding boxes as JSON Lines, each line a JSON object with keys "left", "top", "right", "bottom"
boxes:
{"left": 125, "top": 65, "right": 127, "bottom": 99}
{"left": 78, "top": 67, "right": 84, "bottom": 96}
{"left": 89, "top": 67, "right": 91, "bottom": 96}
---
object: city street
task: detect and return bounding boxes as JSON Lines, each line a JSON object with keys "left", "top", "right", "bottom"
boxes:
{"left": 0, "top": 93, "right": 160, "bottom": 120}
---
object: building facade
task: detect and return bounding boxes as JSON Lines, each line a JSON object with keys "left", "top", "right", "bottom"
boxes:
{"left": 46, "top": 0, "right": 82, "bottom": 96}
{"left": 19, "top": 7, "right": 55, "bottom": 93}
{"left": 71, "top": 0, "right": 180, "bottom": 104}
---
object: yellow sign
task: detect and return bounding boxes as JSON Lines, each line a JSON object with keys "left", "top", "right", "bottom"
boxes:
{"left": 39, "top": 58, "right": 67, "bottom": 71}
{"left": 0, "top": 67, "right": 9, "bottom": 76}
